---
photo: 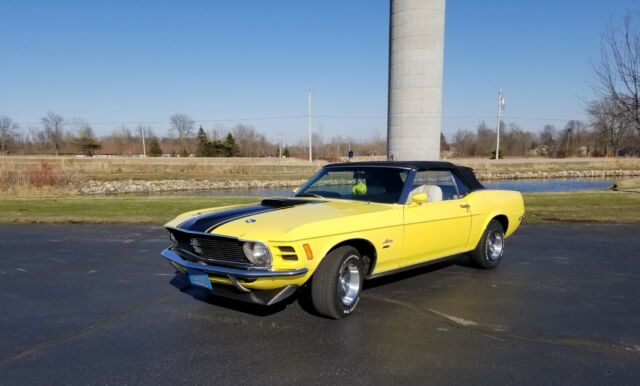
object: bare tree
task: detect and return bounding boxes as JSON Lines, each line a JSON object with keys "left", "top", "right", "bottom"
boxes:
{"left": 0, "top": 115, "right": 19, "bottom": 154}
{"left": 169, "top": 113, "right": 195, "bottom": 156}
{"left": 452, "top": 129, "right": 476, "bottom": 157}
{"left": 539, "top": 124, "right": 557, "bottom": 151}
{"left": 41, "top": 111, "right": 65, "bottom": 155}
{"left": 475, "top": 121, "right": 496, "bottom": 157}
{"left": 231, "top": 124, "right": 258, "bottom": 157}
{"left": 587, "top": 99, "right": 633, "bottom": 156}
{"left": 591, "top": 11, "right": 640, "bottom": 134}
{"left": 501, "top": 123, "right": 535, "bottom": 156}
{"left": 28, "top": 127, "right": 48, "bottom": 152}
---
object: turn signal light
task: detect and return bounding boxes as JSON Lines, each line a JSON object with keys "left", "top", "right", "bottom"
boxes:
{"left": 303, "top": 244, "right": 313, "bottom": 260}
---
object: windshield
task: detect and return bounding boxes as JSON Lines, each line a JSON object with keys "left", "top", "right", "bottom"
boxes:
{"left": 295, "top": 167, "right": 410, "bottom": 204}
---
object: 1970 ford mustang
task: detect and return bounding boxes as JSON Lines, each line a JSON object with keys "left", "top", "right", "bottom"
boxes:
{"left": 161, "top": 161, "right": 524, "bottom": 319}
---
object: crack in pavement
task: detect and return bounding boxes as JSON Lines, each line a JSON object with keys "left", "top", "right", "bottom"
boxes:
{"left": 364, "top": 293, "right": 640, "bottom": 360}
{"left": 0, "top": 292, "right": 176, "bottom": 367}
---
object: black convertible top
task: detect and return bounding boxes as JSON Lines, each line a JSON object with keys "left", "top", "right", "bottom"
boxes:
{"left": 325, "top": 161, "right": 485, "bottom": 191}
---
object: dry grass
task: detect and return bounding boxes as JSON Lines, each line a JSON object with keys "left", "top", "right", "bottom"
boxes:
{"left": 0, "top": 159, "right": 74, "bottom": 195}
{"left": 0, "top": 156, "right": 323, "bottom": 183}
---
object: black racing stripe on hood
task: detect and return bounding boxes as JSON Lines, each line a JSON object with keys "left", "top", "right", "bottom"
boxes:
{"left": 177, "top": 198, "right": 320, "bottom": 233}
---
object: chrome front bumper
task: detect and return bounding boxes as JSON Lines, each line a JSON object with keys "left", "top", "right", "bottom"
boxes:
{"left": 161, "top": 247, "right": 307, "bottom": 306}
{"left": 160, "top": 247, "right": 308, "bottom": 279}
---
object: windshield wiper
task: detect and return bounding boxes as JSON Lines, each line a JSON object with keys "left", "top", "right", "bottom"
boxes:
{"left": 296, "top": 193, "right": 324, "bottom": 199}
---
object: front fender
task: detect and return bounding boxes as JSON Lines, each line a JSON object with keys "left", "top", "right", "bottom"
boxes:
{"left": 295, "top": 226, "right": 401, "bottom": 278}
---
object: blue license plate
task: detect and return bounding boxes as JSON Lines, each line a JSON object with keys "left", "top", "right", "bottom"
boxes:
{"left": 187, "top": 268, "right": 212, "bottom": 290}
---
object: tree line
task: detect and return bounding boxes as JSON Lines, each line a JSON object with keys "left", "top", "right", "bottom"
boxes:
{"left": 0, "top": 111, "right": 385, "bottom": 159}
{"left": 1, "top": 108, "right": 638, "bottom": 159}
{"left": 446, "top": 118, "right": 640, "bottom": 158}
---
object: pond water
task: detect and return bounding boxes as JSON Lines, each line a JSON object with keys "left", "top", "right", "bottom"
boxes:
{"left": 482, "top": 178, "right": 614, "bottom": 193}
{"left": 154, "top": 178, "right": 614, "bottom": 197}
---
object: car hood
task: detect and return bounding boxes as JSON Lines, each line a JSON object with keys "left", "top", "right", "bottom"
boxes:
{"left": 169, "top": 198, "right": 402, "bottom": 242}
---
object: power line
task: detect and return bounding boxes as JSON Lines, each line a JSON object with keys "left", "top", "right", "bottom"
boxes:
{"left": 10, "top": 113, "right": 585, "bottom": 127}
{"left": 12, "top": 115, "right": 309, "bottom": 126}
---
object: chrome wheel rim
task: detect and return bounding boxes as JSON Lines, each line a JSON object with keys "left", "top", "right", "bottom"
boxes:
{"left": 486, "top": 231, "right": 504, "bottom": 261}
{"left": 339, "top": 257, "right": 361, "bottom": 307}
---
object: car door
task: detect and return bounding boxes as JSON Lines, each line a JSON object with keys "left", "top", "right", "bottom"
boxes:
{"left": 402, "top": 170, "right": 472, "bottom": 266}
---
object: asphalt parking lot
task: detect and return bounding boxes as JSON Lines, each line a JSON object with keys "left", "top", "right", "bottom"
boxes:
{"left": 0, "top": 223, "right": 639, "bottom": 385}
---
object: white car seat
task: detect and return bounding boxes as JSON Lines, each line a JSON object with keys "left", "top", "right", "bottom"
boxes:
{"left": 406, "top": 184, "right": 443, "bottom": 204}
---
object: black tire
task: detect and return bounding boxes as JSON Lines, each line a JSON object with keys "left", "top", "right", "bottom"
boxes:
{"left": 469, "top": 220, "right": 505, "bottom": 269}
{"left": 310, "top": 246, "right": 364, "bottom": 319}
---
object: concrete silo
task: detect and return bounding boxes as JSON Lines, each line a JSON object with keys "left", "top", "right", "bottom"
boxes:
{"left": 387, "top": 0, "right": 446, "bottom": 161}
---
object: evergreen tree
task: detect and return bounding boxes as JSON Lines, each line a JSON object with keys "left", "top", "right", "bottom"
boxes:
{"left": 148, "top": 137, "right": 163, "bottom": 157}
{"left": 72, "top": 126, "right": 101, "bottom": 157}
{"left": 223, "top": 133, "right": 239, "bottom": 157}
{"left": 283, "top": 147, "right": 290, "bottom": 158}
{"left": 195, "top": 126, "right": 211, "bottom": 157}
{"left": 211, "top": 139, "right": 225, "bottom": 156}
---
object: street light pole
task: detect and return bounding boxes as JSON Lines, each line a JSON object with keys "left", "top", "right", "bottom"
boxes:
{"left": 277, "top": 132, "right": 282, "bottom": 159}
{"left": 307, "top": 89, "right": 313, "bottom": 163}
{"left": 140, "top": 125, "right": 147, "bottom": 158}
{"left": 495, "top": 88, "right": 505, "bottom": 160}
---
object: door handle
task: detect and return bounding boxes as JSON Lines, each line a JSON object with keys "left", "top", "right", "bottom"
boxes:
{"left": 460, "top": 204, "right": 470, "bottom": 209}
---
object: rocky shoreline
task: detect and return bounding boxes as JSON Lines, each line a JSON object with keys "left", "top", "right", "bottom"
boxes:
{"left": 74, "top": 169, "right": 640, "bottom": 195}
{"left": 473, "top": 169, "right": 640, "bottom": 180}
{"left": 77, "top": 179, "right": 309, "bottom": 195}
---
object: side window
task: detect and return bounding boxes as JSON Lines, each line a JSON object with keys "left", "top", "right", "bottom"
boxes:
{"left": 452, "top": 173, "right": 470, "bottom": 197}
{"left": 410, "top": 171, "right": 460, "bottom": 201}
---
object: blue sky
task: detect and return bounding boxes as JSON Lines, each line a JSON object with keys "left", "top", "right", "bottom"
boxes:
{"left": 1, "top": 0, "right": 638, "bottom": 142}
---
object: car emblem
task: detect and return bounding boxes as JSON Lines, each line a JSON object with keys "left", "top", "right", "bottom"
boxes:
{"left": 245, "top": 219, "right": 256, "bottom": 223}
{"left": 190, "top": 238, "right": 203, "bottom": 254}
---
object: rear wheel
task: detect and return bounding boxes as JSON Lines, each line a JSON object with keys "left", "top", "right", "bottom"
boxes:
{"left": 469, "top": 220, "right": 505, "bottom": 269}
{"left": 311, "top": 246, "right": 364, "bottom": 319}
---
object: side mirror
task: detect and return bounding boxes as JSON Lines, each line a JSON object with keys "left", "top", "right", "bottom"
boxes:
{"left": 411, "top": 192, "right": 428, "bottom": 205}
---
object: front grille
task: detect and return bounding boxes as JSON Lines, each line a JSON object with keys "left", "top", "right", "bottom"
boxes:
{"left": 169, "top": 229, "right": 250, "bottom": 266}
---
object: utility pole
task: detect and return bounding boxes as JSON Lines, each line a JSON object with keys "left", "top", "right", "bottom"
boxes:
{"left": 307, "top": 89, "right": 313, "bottom": 163}
{"left": 140, "top": 125, "right": 147, "bottom": 158}
{"left": 495, "top": 88, "right": 505, "bottom": 160}
{"left": 277, "top": 132, "right": 282, "bottom": 159}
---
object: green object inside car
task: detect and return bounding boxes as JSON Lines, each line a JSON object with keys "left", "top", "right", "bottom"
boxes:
{"left": 352, "top": 181, "right": 367, "bottom": 195}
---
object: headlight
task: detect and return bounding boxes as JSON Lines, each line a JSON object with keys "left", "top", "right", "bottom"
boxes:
{"left": 242, "top": 242, "right": 272, "bottom": 266}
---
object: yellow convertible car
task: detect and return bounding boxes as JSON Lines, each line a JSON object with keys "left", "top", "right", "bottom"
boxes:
{"left": 161, "top": 161, "right": 525, "bottom": 319}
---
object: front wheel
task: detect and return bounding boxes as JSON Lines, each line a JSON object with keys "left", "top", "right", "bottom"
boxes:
{"left": 469, "top": 220, "right": 505, "bottom": 269}
{"left": 310, "top": 246, "right": 364, "bottom": 319}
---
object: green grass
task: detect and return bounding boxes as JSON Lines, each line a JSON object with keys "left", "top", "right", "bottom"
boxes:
{"left": 524, "top": 191, "right": 640, "bottom": 223}
{"left": 0, "top": 196, "right": 259, "bottom": 224}
{"left": 615, "top": 177, "right": 640, "bottom": 192}
{"left": 0, "top": 191, "right": 638, "bottom": 224}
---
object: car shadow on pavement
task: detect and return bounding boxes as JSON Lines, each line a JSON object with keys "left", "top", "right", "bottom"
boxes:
{"left": 169, "top": 273, "right": 295, "bottom": 317}
{"left": 166, "top": 255, "right": 477, "bottom": 318}
{"left": 363, "top": 254, "right": 474, "bottom": 290}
